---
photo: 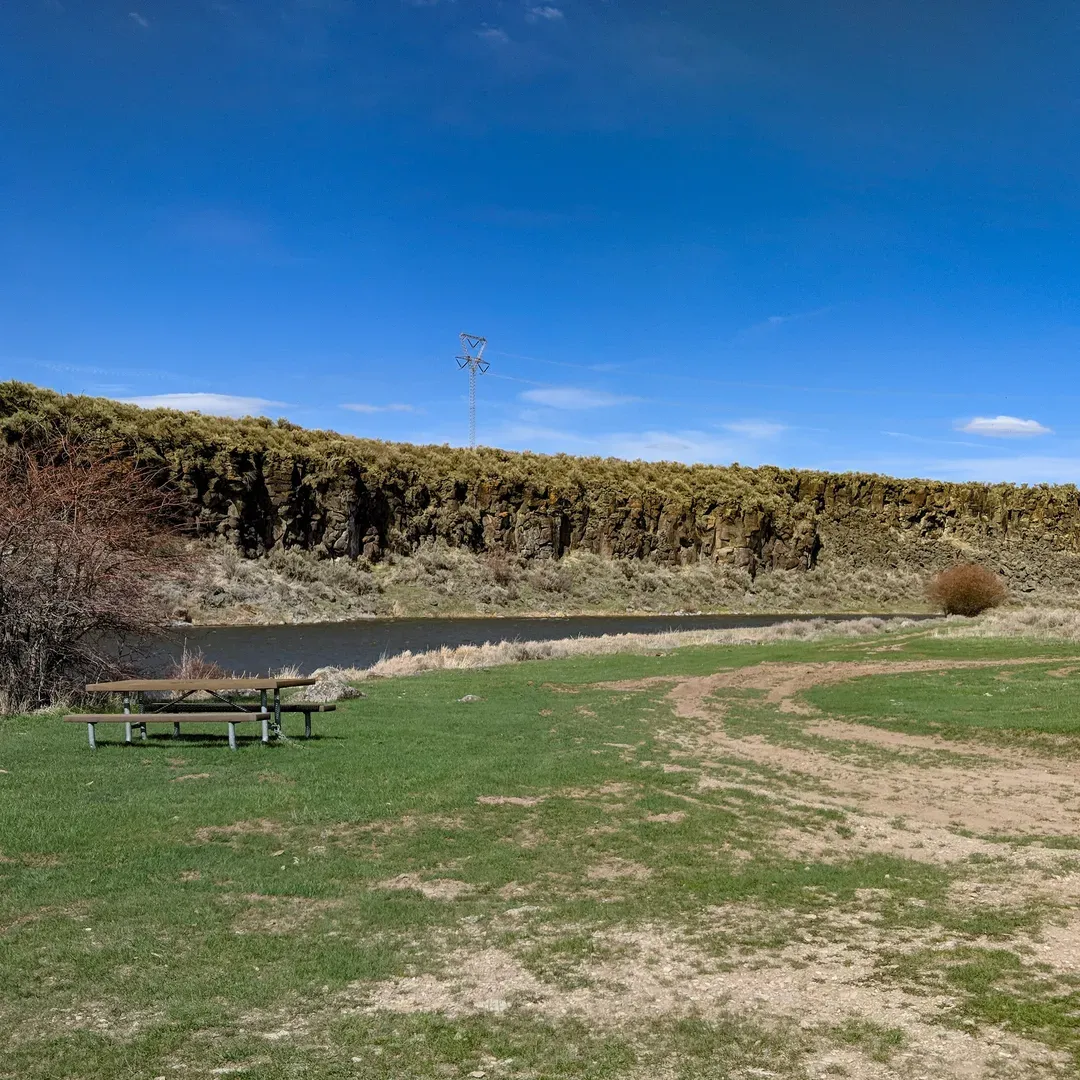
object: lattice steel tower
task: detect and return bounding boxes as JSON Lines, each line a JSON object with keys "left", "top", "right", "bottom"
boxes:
{"left": 456, "top": 332, "right": 489, "bottom": 448}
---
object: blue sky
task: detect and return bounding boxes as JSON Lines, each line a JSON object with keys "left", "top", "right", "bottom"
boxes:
{"left": 4, "top": 1, "right": 1080, "bottom": 483}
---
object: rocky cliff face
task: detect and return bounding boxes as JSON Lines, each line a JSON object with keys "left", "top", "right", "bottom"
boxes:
{"left": 176, "top": 448, "right": 1080, "bottom": 592}
{"left": 5, "top": 382, "right": 1080, "bottom": 590}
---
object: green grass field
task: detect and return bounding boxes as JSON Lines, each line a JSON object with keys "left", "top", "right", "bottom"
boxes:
{"left": 3, "top": 631, "right": 1080, "bottom": 1079}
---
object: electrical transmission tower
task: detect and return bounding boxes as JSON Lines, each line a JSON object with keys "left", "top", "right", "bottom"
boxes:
{"left": 456, "top": 332, "right": 489, "bottom": 449}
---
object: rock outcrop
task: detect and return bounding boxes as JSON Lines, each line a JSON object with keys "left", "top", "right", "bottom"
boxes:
{"left": 4, "top": 381, "right": 1080, "bottom": 592}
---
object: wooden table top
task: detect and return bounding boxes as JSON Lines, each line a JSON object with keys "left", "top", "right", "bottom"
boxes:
{"left": 85, "top": 677, "right": 317, "bottom": 692}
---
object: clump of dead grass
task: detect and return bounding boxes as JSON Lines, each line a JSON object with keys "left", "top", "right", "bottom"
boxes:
{"left": 336, "top": 616, "right": 928, "bottom": 681}
{"left": 937, "top": 605, "right": 1080, "bottom": 640}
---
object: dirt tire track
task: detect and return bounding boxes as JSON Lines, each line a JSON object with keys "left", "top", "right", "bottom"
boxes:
{"left": 593, "top": 658, "right": 1080, "bottom": 837}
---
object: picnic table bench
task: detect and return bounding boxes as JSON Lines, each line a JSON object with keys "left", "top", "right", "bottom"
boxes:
{"left": 64, "top": 677, "right": 323, "bottom": 750}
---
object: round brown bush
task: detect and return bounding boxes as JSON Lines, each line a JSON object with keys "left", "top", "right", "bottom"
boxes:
{"left": 927, "top": 563, "right": 1007, "bottom": 617}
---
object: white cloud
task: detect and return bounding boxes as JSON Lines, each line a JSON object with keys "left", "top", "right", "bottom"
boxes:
{"left": 526, "top": 5, "right": 564, "bottom": 21}
{"left": 602, "top": 430, "right": 739, "bottom": 463}
{"left": 520, "top": 387, "right": 637, "bottom": 409}
{"left": 128, "top": 11, "right": 150, "bottom": 27}
{"left": 475, "top": 26, "right": 510, "bottom": 45}
{"left": 722, "top": 420, "right": 785, "bottom": 439}
{"left": 341, "top": 402, "right": 416, "bottom": 414}
{"left": 957, "top": 415, "right": 1052, "bottom": 438}
{"left": 117, "top": 393, "right": 285, "bottom": 417}
{"left": 480, "top": 422, "right": 761, "bottom": 466}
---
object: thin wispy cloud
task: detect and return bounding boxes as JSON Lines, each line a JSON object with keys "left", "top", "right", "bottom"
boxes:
{"left": 958, "top": 415, "right": 1052, "bottom": 438}
{"left": 882, "top": 431, "right": 990, "bottom": 450}
{"left": 520, "top": 387, "right": 638, "bottom": 409}
{"left": 475, "top": 26, "right": 510, "bottom": 46}
{"left": 117, "top": 393, "right": 286, "bottom": 417}
{"left": 28, "top": 358, "right": 177, "bottom": 381}
{"left": 735, "top": 307, "right": 833, "bottom": 341}
{"left": 927, "top": 457, "right": 1080, "bottom": 485}
{"left": 474, "top": 421, "right": 775, "bottom": 466}
{"left": 526, "top": 5, "right": 564, "bottom": 22}
{"left": 342, "top": 402, "right": 416, "bottom": 414}
{"left": 604, "top": 429, "right": 740, "bottom": 464}
{"left": 128, "top": 11, "right": 150, "bottom": 28}
{"left": 722, "top": 420, "right": 785, "bottom": 439}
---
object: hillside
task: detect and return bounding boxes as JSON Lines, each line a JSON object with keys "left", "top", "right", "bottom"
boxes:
{"left": 4, "top": 381, "right": 1079, "bottom": 621}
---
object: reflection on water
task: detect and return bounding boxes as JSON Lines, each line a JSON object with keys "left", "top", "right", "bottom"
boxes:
{"left": 140, "top": 613, "right": 930, "bottom": 676}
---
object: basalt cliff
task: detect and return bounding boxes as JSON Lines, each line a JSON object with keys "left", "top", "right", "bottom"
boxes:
{"left": 4, "top": 382, "right": 1080, "bottom": 602}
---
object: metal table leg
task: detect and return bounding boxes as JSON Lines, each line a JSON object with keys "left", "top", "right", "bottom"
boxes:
{"left": 123, "top": 692, "right": 132, "bottom": 744}
{"left": 261, "top": 688, "right": 269, "bottom": 743}
{"left": 274, "top": 687, "right": 282, "bottom": 739}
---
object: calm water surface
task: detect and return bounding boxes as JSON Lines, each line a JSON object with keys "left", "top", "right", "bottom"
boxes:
{"left": 143, "top": 613, "right": 930, "bottom": 675}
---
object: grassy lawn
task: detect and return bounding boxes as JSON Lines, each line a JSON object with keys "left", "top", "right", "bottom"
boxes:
{"left": 3, "top": 632, "right": 1080, "bottom": 1078}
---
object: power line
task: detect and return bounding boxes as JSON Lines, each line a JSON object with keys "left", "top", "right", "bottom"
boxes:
{"left": 456, "top": 332, "right": 489, "bottom": 449}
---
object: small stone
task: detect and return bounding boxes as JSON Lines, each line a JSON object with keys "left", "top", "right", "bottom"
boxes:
{"left": 458, "top": 695, "right": 482, "bottom": 703}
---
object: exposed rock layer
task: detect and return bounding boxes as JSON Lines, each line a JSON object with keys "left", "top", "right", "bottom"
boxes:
{"left": 4, "top": 382, "right": 1080, "bottom": 592}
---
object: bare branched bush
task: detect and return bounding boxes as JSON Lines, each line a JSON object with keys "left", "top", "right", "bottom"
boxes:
{"left": 927, "top": 563, "right": 1007, "bottom": 617}
{"left": 0, "top": 439, "right": 185, "bottom": 713}
{"left": 168, "top": 645, "right": 228, "bottom": 681}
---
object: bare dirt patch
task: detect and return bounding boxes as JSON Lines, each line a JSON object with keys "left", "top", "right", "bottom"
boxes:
{"left": 378, "top": 874, "right": 474, "bottom": 901}
{"left": 353, "top": 917, "right": 1070, "bottom": 1078}
{"left": 561, "top": 782, "right": 632, "bottom": 799}
{"left": 644, "top": 812, "right": 687, "bottom": 824}
{"left": 171, "top": 773, "right": 210, "bottom": 783}
{"left": 584, "top": 858, "right": 651, "bottom": 882}
{"left": 477, "top": 795, "right": 546, "bottom": 807}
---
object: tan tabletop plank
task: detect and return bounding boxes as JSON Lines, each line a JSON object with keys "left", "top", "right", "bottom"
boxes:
{"left": 85, "top": 678, "right": 316, "bottom": 692}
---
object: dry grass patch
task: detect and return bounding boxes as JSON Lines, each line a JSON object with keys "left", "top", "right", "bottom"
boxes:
{"left": 228, "top": 893, "right": 346, "bottom": 935}
{"left": 192, "top": 818, "right": 282, "bottom": 845}
{"left": 584, "top": 858, "right": 652, "bottom": 882}
{"left": 378, "top": 874, "right": 475, "bottom": 901}
{"left": 477, "top": 795, "right": 546, "bottom": 807}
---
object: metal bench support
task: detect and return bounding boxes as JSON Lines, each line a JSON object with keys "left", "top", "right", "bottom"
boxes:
{"left": 87, "top": 723, "right": 96, "bottom": 749}
{"left": 228, "top": 721, "right": 237, "bottom": 750}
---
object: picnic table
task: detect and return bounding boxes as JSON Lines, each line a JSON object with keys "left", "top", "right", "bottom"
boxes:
{"left": 64, "top": 677, "right": 330, "bottom": 750}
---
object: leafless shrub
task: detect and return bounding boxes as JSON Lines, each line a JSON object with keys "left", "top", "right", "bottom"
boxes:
{"left": 0, "top": 438, "right": 186, "bottom": 714}
{"left": 927, "top": 563, "right": 1007, "bottom": 617}
{"left": 485, "top": 550, "right": 522, "bottom": 587}
{"left": 168, "top": 645, "right": 228, "bottom": 681}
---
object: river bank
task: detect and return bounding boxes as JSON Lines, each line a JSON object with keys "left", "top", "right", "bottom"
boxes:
{"left": 158, "top": 540, "right": 938, "bottom": 626}
{"left": 148, "top": 612, "right": 938, "bottom": 674}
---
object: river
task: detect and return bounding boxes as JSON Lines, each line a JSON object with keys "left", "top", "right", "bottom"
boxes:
{"left": 142, "top": 613, "right": 930, "bottom": 675}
